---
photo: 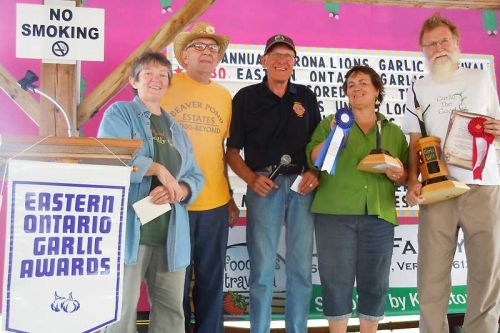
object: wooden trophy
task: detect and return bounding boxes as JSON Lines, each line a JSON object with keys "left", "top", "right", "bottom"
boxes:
{"left": 408, "top": 85, "right": 469, "bottom": 205}
{"left": 357, "top": 120, "right": 401, "bottom": 173}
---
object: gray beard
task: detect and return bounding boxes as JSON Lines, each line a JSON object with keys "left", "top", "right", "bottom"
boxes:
{"left": 426, "top": 52, "right": 460, "bottom": 83}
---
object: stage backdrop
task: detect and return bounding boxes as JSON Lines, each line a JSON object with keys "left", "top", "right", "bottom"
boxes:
{"left": 1, "top": 0, "right": 499, "bottom": 321}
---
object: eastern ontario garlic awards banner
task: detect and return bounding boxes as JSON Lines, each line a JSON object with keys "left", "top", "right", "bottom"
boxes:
{"left": 2, "top": 160, "right": 130, "bottom": 333}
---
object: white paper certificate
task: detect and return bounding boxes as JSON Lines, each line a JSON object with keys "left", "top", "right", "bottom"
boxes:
{"left": 132, "top": 196, "right": 171, "bottom": 225}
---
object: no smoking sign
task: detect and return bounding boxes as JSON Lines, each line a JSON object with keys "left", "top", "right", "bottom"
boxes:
{"left": 16, "top": 4, "right": 104, "bottom": 62}
{"left": 52, "top": 40, "right": 69, "bottom": 57}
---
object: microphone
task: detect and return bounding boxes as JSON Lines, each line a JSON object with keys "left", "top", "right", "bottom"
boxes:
{"left": 17, "top": 70, "right": 73, "bottom": 137}
{"left": 17, "top": 70, "right": 39, "bottom": 91}
{"left": 268, "top": 154, "right": 292, "bottom": 181}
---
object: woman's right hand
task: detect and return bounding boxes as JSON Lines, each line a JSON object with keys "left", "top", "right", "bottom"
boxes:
{"left": 148, "top": 162, "right": 184, "bottom": 203}
{"left": 149, "top": 185, "right": 172, "bottom": 204}
{"left": 330, "top": 116, "right": 336, "bottom": 129}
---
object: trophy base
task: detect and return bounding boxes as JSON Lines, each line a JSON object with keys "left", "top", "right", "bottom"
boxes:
{"left": 357, "top": 153, "right": 400, "bottom": 174}
{"left": 421, "top": 180, "right": 470, "bottom": 205}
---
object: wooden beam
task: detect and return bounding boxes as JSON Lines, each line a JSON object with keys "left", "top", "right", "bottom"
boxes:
{"left": 77, "top": 0, "right": 215, "bottom": 128}
{"left": 322, "top": 0, "right": 500, "bottom": 10}
{"left": 0, "top": 63, "right": 40, "bottom": 126}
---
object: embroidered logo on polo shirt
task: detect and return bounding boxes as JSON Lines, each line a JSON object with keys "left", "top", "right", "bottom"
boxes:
{"left": 293, "top": 101, "right": 305, "bottom": 117}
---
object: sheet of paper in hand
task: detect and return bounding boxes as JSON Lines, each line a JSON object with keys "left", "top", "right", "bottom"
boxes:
{"left": 133, "top": 196, "right": 171, "bottom": 225}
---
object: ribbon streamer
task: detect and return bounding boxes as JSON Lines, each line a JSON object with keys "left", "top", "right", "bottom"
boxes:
{"left": 468, "top": 117, "right": 494, "bottom": 180}
{"left": 314, "top": 108, "right": 354, "bottom": 175}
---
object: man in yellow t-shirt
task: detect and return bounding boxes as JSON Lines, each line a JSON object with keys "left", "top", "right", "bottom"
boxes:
{"left": 161, "top": 22, "right": 239, "bottom": 333}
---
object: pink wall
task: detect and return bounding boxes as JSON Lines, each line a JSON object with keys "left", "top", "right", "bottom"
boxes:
{"left": 0, "top": 0, "right": 499, "bottom": 310}
{"left": 1, "top": 1, "right": 499, "bottom": 137}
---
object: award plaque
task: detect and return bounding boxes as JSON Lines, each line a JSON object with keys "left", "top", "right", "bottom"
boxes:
{"left": 358, "top": 120, "right": 401, "bottom": 173}
{"left": 414, "top": 136, "right": 469, "bottom": 204}
{"left": 407, "top": 83, "right": 469, "bottom": 205}
{"left": 357, "top": 151, "right": 401, "bottom": 173}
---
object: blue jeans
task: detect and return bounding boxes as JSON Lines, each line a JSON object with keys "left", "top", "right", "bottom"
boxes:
{"left": 315, "top": 214, "right": 394, "bottom": 322}
{"left": 184, "top": 204, "right": 229, "bottom": 333}
{"left": 246, "top": 174, "right": 314, "bottom": 333}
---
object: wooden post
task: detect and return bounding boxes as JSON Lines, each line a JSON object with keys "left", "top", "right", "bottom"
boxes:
{"left": 39, "top": 63, "right": 78, "bottom": 136}
{"left": 38, "top": 0, "right": 80, "bottom": 137}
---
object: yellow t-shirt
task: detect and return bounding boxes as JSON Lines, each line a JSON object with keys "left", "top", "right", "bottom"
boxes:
{"left": 161, "top": 72, "right": 232, "bottom": 211}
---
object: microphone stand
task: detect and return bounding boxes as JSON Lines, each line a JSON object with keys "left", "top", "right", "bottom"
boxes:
{"left": 18, "top": 70, "right": 73, "bottom": 137}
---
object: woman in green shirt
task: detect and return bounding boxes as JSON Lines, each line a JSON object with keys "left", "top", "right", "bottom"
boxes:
{"left": 306, "top": 65, "right": 408, "bottom": 333}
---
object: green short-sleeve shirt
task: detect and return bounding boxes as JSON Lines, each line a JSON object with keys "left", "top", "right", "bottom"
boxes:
{"left": 306, "top": 113, "right": 408, "bottom": 225}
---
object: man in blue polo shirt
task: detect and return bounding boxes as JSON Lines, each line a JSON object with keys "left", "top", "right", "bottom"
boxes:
{"left": 226, "top": 34, "right": 321, "bottom": 333}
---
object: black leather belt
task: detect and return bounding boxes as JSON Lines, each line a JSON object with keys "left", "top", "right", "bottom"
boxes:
{"left": 255, "top": 164, "right": 305, "bottom": 176}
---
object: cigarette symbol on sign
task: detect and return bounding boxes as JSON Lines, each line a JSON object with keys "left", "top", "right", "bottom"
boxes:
{"left": 52, "top": 41, "right": 69, "bottom": 57}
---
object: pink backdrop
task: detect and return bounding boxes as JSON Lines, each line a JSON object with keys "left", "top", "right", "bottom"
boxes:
{"left": 0, "top": 0, "right": 499, "bottom": 311}
{"left": 1, "top": 1, "right": 499, "bottom": 137}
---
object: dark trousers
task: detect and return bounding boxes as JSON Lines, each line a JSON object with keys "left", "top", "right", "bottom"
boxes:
{"left": 184, "top": 204, "right": 229, "bottom": 333}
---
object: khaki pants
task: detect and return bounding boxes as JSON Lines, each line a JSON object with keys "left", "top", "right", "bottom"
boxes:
{"left": 104, "top": 245, "right": 186, "bottom": 333}
{"left": 418, "top": 185, "right": 500, "bottom": 333}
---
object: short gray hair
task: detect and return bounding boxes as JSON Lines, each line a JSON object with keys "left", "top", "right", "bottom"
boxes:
{"left": 130, "top": 51, "right": 173, "bottom": 94}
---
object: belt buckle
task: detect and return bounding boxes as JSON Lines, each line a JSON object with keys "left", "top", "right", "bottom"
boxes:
{"left": 280, "top": 164, "right": 303, "bottom": 176}
{"left": 255, "top": 165, "right": 273, "bottom": 176}
{"left": 280, "top": 165, "right": 291, "bottom": 175}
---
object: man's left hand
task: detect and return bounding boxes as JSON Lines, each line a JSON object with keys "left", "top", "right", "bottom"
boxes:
{"left": 228, "top": 198, "right": 240, "bottom": 227}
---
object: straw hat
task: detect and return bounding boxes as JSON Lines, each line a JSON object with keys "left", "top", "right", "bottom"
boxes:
{"left": 174, "top": 22, "right": 229, "bottom": 69}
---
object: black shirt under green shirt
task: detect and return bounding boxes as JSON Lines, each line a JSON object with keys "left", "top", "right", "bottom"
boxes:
{"left": 140, "top": 112, "right": 181, "bottom": 246}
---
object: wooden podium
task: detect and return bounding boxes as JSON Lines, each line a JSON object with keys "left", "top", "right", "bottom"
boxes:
{"left": 0, "top": 135, "right": 141, "bottom": 172}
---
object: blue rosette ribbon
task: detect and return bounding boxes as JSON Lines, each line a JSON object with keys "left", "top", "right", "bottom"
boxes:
{"left": 314, "top": 107, "right": 354, "bottom": 175}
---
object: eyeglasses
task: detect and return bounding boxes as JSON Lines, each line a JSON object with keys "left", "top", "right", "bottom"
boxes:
{"left": 421, "top": 37, "right": 454, "bottom": 50}
{"left": 186, "top": 42, "right": 220, "bottom": 53}
{"left": 267, "top": 52, "right": 296, "bottom": 63}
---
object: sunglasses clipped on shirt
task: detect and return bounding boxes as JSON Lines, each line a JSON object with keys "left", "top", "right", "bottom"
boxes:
{"left": 186, "top": 42, "right": 220, "bottom": 53}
